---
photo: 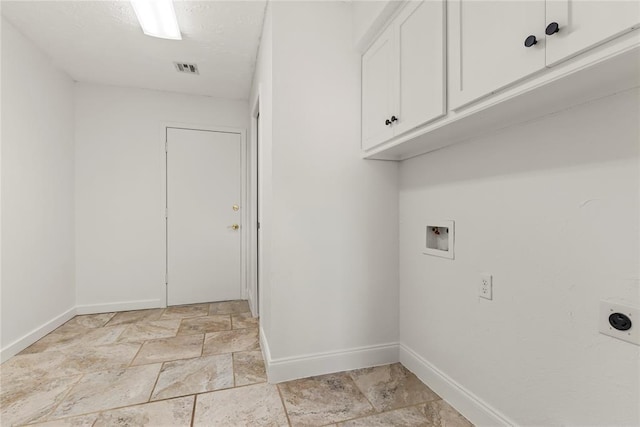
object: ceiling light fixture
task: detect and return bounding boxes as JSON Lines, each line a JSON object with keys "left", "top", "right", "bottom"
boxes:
{"left": 131, "top": 0, "right": 182, "bottom": 40}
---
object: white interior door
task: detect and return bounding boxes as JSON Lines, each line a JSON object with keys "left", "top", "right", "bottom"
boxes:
{"left": 167, "top": 128, "right": 242, "bottom": 306}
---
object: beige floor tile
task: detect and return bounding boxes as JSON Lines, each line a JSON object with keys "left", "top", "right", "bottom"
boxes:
{"left": 193, "top": 383, "right": 288, "bottom": 426}
{"left": 150, "top": 354, "right": 233, "bottom": 401}
{"left": 278, "top": 372, "right": 375, "bottom": 426}
{"left": 28, "top": 414, "right": 98, "bottom": 427}
{"left": 2, "top": 296, "right": 469, "bottom": 427}
{"left": 177, "top": 315, "right": 231, "bottom": 335}
{"left": 337, "top": 405, "right": 430, "bottom": 426}
{"left": 348, "top": 363, "right": 440, "bottom": 412}
{"left": 232, "top": 313, "right": 259, "bottom": 329}
{"left": 62, "top": 342, "right": 143, "bottom": 372}
{"left": 117, "top": 319, "right": 181, "bottom": 343}
{"left": 2, "top": 343, "right": 141, "bottom": 384}
{"left": 50, "top": 364, "right": 161, "bottom": 419}
{"left": 1, "top": 351, "right": 83, "bottom": 384}
{"left": 0, "top": 375, "right": 82, "bottom": 426}
{"left": 20, "top": 326, "right": 127, "bottom": 354}
{"left": 422, "top": 400, "right": 473, "bottom": 427}
{"left": 233, "top": 351, "right": 267, "bottom": 386}
{"left": 60, "top": 313, "right": 116, "bottom": 330}
{"left": 93, "top": 396, "right": 194, "bottom": 427}
{"left": 209, "top": 300, "right": 250, "bottom": 315}
{"left": 105, "top": 308, "right": 164, "bottom": 326}
{"left": 202, "top": 328, "right": 260, "bottom": 355}
{"left": 131, "top": 334, "right": 204, "bottom": 365}
{"left": 160, "top": 304, "right": 209, "bottom": 320}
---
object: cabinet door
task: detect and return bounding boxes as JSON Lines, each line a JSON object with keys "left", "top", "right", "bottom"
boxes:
{"left": 393, "top": 0, "right": 446, "bottom": 137}
{"left": 545, "top": 1, "right": 640, "bottom": 66}
{"left": 448, "top": 0, "right": 546, "bottom": 110}
{"left": 362, "top": 25, "right": 395, "bottom": 151}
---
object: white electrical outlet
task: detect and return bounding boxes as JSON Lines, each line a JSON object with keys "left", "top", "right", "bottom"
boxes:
{"left": 479, "top": 274, "right": 492, "bottom": 300}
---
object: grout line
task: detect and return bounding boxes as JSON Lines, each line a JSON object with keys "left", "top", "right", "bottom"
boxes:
{"left": 147, "top": 362, "right": 165, "bottom": 403}
{"left": 126, "top": 347, "right": 206, "bottom": 368}
{"left": 190, "top": 394, "right": 197, "bottom": 427}
{"left": 126, "top": 341, "right": 145, "bottom": 368}
{"left": 344, "top": 372, "right": 377, "bottom": 413}
{"left": 147, "top": 383, "right": 235, "bottom": 404}
{"left": 323, "top": 401, "right": 443, "bottom": 426}
{"left": 112, "top": 324, "right": 129, "bottom": 343}
{"left": 191, "top": 380, "right": 273, "bottom": 396}
{"left": 40, "top": 373, "right": 85, "bottom": 423}
{"left": 46, "top": 381, "right": 270, "bottom": 422}
{"left": 231, "top": 352, "right": 237, "bottom": 388}
{"left": 177, "top": 317, "right": 187, "bottom": 335}
{"left": 276, "top": 383, "right": 293, "bottom": 427}
{"left": 36, "top": 393, "right": 200, "bottom": 426}
{"left": 102, "top": 312, "right": 117, "bottom": 327}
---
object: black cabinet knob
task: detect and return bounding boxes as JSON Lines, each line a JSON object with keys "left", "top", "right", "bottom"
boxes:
{"left": 385, "top": 119, "right": 391, "bottom": 126}
{"left": 391, "top": 116, "right": 398, "bottom": 122}
{"left": 524, "top": 35, "right": 537, "bottom": 47}
{"left": 545, "top": 22, "right": 559, "bottom": 35}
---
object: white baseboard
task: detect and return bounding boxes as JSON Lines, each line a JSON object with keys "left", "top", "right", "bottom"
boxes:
{"left": 260, "top": 334, "right": 400, "bottom": 384}
{"left": 1, "top": 300, "right": 164, "bottom": 361}
{"left": 75, "top": 299, "right": 163, "bottom": 315}
{"left": 259, "top": 326, "right": 273, "bottom": 379}
{"left": 0, "top": 306, "right": 77, "bottom": 363}
{"left": 399, "top": 344, "right": 516, "bottom": 426}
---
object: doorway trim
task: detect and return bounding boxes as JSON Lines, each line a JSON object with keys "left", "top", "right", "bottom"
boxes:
{"left": 160, "top": 122, "right": 248, "bottom": 307}
{"left": 249, "top": 95, "right": 261, "bottom": 317}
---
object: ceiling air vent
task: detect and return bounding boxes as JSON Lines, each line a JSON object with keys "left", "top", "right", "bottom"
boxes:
{"left": 174, "top": 62, "right": 199, "bottom": 75}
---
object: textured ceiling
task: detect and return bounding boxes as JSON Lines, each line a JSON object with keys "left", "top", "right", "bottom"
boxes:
{"left": 1, "top": 0, "right": 267, "bottom": 99}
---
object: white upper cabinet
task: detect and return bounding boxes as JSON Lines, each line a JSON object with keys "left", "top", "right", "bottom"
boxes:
{"left": 361, "top": 0, "right": 445, "bottom": 151}
{"left": 393, "top": 0, "right": 446, "bottom": 137}
{"left": 545, "top": 0, "right": 640, "bottom": 66}
{"left": 448, "top": 0, "right": 546, "bottom": 110}
{"left": 360, "top": 0, "right": 639, "bottom": 159}
{"left": 362, "top": 25, "right": 395, "bottom": 150}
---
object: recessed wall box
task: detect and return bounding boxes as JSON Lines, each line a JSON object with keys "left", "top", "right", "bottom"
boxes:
{"left": 423, "top": 220, "right": 454, "bottom": 259}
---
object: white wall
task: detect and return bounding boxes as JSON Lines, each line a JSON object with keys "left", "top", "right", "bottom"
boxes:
{"left": 399, "top": 89, "right": 640, "bottom": 425}
{"left": 75, "top": 83, "right": 248, "bottom": 312}
{"left": 351, "top": 0, "right": 402, "bottom": 51}
{"left": 253, "top": 1, "right": 399, "bottom": 380}
{"left": 1, "top": 18, "right": 76, "bottom": 359}
{"left": 249, "top": 3, "right": 273, "bottom": 335}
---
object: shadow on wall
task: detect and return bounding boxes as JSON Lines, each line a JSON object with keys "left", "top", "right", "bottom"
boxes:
{"left": 401, "top": 88, "right": 640, "bottom": 190}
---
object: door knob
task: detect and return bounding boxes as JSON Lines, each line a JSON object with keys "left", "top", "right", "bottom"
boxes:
{"left": 232, "top": 204, "right": 239, "bottom": 211}
{"left": 545, "top": 22, "right": 559, "bottom": 36}
{"left": 391, "top": 116, "right": 398, "bottom": 123}
{"left": 230, "top": 224, "right": 240, "bottom": 230}
{"left": 524, "top": 35, "right": 537, "bottom": 47}
{"left": 385, "top": 119, "right": 391, "bottom": 126}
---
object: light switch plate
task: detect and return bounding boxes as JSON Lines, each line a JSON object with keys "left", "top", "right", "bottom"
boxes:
{"left": 599, "top": 301, "right": 639, "bottom": 346}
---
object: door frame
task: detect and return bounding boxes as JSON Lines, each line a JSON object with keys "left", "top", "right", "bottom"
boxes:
{"left": 249, "top": 95, "right": 261, "bottom": 317}
{"left": 160, "top": 122, "right": 248, "bottom": 307}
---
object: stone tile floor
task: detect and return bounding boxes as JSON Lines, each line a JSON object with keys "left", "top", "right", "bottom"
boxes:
{"left": 1, "top": 301, "right": 472, "bottom": 426}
